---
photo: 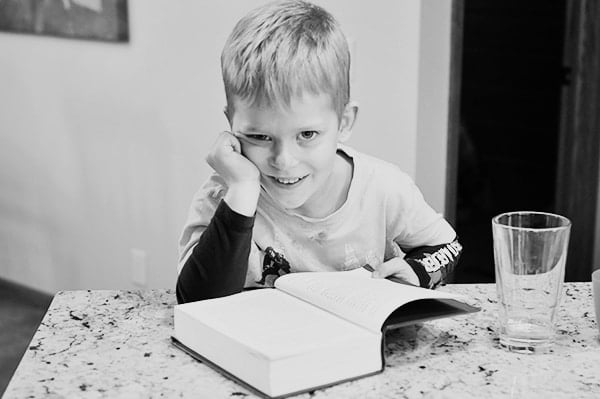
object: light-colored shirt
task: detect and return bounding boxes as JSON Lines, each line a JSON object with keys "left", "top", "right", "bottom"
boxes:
{"left": 178, "top": 146, "right": 456, "bottom": 288}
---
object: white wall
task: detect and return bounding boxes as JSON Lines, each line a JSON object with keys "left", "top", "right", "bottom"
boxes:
{"left": 416, "top": 0, "right": 452, "bottom": 214}
{"left": 0, "top": 0, "right": 447, "bottom": 293}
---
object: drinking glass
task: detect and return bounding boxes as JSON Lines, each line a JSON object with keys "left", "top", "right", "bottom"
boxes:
{"left": 492, "top": 211, "right": 571, "bottom": 353}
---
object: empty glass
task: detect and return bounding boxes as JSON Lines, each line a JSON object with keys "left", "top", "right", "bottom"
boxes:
{"left": 492, "top": 211, "right": 571, "bottom": 353}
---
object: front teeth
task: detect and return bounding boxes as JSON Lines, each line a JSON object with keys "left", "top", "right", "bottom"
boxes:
{"left": 275, "top": 177, "right": 302, "bottom": 185}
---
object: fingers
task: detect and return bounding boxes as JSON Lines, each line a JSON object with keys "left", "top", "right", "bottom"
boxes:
{"left": 206, "top": 131, "right": 261, "bottom": 188}
{"left": 227, "top": 132, "right": 242, "bottom": 154}
{"left": 372, "top": 257, "right": 420, "bottom": 286}
{"left": 206, "top": 131, "right": 240, "bottom": 166}
{"left": 219, "top": 131, "right": 242, "bottom": 154}
{"left": 371, "top": 257, "right": 405, "bottom": 278}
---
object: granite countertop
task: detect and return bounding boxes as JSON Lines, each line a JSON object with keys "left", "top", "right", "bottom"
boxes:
{"left": 4, "top": 284, "right": 600, "bottom": 398}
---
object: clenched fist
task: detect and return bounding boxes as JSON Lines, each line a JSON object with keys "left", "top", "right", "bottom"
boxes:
{"left": 206, "top": 131, "right": 261, "bottom": 216}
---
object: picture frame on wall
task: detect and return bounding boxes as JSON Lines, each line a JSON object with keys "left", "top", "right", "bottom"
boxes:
{"left": 0, "top": 0, "right": 129, "bottom": 42}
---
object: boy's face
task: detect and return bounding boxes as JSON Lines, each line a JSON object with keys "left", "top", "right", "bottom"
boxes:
{"left": 229, "top": 92, "right": 356, "bottom": 218}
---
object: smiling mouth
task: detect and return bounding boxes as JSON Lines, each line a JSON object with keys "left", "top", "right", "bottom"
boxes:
{"left": 270, "top": 175, "right": 308, "bottom": 185}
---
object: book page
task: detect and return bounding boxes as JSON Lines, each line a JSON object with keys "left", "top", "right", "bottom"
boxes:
{"left": 274, "top": 268, "right": 469, "bottom": 332}
{"left": 174, "top": 288, "right": 384, "bottom": 397}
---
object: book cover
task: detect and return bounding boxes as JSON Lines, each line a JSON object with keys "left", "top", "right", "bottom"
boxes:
{"left": 173, "top": 268, "right": 479, "bottom": 398}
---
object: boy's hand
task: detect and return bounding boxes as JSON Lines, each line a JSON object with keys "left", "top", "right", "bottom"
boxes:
{"left": 371, "top": 257, "right": 420, "bottom": 286}
{"left": 206, "top": 131, "right": 260, "bottom": 185}
{"left": 206, "top": 131, "right": 261, "bottom": 216}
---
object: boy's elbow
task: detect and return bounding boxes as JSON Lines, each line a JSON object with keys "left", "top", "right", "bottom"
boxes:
{"left": 175, "top": 280, "right": 188, "bottom": 304}
{"left": 176, "top": 273, "right": 200, "bottom": 304}
{"left": 175, "top": 263, "right": 212, "bottom": 304}
{"left": 175, "top": 264, "right": 245, "bottom": 304}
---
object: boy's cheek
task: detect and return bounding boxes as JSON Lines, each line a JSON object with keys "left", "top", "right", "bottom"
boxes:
{"left": 241, "top": 148, "right": 265, "bottom": 167}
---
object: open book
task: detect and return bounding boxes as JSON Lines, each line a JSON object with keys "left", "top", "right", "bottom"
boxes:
{"left": 172, "top": 267, "right": 479, "bottom": 399}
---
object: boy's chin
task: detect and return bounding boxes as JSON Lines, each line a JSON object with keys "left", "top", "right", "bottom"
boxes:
{"left": 263, "top": 188, "right": 309, "bottom": 213}
{"left": 271, "top": 195, "right": 307, "bottom": 213}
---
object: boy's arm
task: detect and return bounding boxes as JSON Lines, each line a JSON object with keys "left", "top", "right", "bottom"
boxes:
{"left": 177, "top": 131, "right": 263, "bottom": 303}
{"left": 176, "top": 200, "right": 254, "bottom": 303}
{"left": 373, "top": 238, "right": 462, "bottom": 289}
{"left": 378, "top": 171, "right": 462, "bottom": 288}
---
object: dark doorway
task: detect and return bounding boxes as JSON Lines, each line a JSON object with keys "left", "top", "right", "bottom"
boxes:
{"left": 453, "top": 0, "right": 567, "bottom": 283}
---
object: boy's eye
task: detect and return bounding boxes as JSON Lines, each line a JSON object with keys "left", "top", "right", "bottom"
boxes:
{"left": 246, "top": 134, "right": 271, "bottom": 142}
{"left": 299, "top": 131, "right": 318, "bottom": 140}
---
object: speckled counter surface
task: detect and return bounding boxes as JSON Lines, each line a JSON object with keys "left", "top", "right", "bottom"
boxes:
{"left": 4, "top": 284, "right": 599, "bottom": 399}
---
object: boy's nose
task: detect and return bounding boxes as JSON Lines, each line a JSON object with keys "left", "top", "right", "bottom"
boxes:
{"left": 269, "top": 143, "right": 298, "bottom": 170}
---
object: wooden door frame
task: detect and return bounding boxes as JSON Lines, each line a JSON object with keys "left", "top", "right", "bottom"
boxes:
{"left": 446, "top": 0, "right": 600, "bottom": 281}
{"left": 444, "top": 0, "right": 464, "bottom": 227}
{"left": 555, "top": 0, "right": 600, "bottom": 281}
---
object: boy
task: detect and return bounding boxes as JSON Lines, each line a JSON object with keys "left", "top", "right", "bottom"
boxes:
{"left": 176, "top": 0, "right": 461, "bottom": 304}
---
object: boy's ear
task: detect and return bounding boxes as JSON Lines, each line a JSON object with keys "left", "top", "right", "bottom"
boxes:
{"left": 338, "top": 101, "right": 359, "bottom": 143}
{"left": 223, "top": 105, "right": 232, "bottom": 127}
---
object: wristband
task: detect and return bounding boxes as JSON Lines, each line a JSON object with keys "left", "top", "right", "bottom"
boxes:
{"left": 403, "top": 238, "right": 462, "bottom": 288}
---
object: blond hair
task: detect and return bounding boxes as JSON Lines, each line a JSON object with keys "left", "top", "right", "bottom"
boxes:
{"left": 221, "top": 0, "right": 350, "bottom": 119}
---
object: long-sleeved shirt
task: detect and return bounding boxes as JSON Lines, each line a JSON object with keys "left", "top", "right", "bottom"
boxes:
{"left": 177, "top": 146, "right": 461, "bottom": 303}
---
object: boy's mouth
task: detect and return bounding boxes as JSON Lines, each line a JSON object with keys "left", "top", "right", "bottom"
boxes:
{"left": 270, "top": 175, "right": 308, "bottom": 186}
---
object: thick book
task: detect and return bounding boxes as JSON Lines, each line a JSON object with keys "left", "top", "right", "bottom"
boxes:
{"left": 172, "top": 267, "right": 479, "bottom": 399}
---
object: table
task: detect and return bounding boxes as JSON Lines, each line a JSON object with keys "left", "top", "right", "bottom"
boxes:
{"left": 4, "top": 284, "right": 600, "bottom": 398}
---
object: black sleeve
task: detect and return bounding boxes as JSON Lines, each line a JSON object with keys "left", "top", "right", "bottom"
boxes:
{"left": 176, "top": 200, "right": 255, "bottom": 304}
{"left": 403, "top": 237, "right": 463, "bottom": 289}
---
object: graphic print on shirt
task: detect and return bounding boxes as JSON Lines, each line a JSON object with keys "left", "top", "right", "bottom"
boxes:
{"left": 256, "top": 247, "right": 291, "bottom": 287}
{"left": 364, "top": 249, "right": 382, "bottom": 269}
{"left": 343, "top": 244, "right": 361, "bottom": 270}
